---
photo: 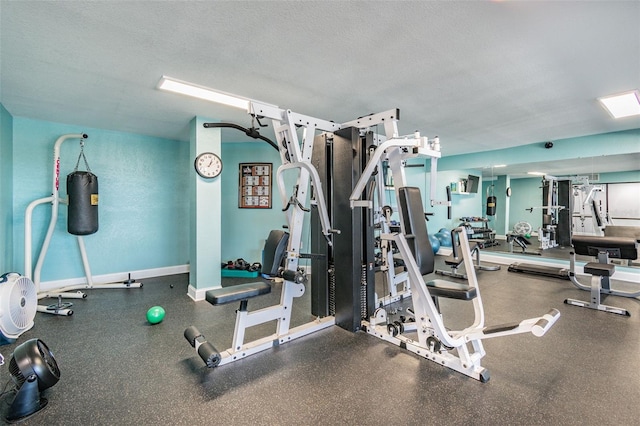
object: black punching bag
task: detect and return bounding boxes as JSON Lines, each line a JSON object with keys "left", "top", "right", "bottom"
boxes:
{"left": 486, "top": 195, "right": 497, "bottom": 216}
{"left": 67, "top": 171, "right": 99, "bottom": 235}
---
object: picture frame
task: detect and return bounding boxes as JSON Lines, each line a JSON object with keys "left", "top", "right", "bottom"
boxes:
{"left": 239, "top": 162, "right": 272, "bottom": 209}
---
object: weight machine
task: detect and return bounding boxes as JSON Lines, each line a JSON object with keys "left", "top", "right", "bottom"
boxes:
{"left": 350, "top": 144, "right": 560, "bottom": 382}
{"left": 183, "top": 100, "right": 448, "bottom": 366}
{"left": 180, "top": 87, "right": 558, "bottom": 381}
{"left": 526, "top": 175, "right": 572, "bottom": 250}
{"left": 572, "top": 176, "right": 608, "bottom": 236}
{"left": 540, "top": 175, "right": 569, "bottom": 248}
{"left": 24, "top": 134, "right": 141, "bottom": 316}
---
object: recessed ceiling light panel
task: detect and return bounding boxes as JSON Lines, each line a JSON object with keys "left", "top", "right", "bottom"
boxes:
{"left": 598, "top": 90, "right": 640, "bottom": 119}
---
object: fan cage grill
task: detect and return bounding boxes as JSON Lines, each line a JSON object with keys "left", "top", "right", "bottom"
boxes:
{"left": 1, "top": 275, "right": 37, "bottom": 337}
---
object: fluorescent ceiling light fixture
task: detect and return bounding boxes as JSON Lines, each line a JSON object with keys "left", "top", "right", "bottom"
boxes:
{"left": 157, "top": 76, "right": 249, "bottom": 110}
{"left": 493, "top": 164, "right": 507, "bottom": 168}
{"left": 598, "top": 90, "right": 640, "bottom": 119}
{"left": 527, "top": 171, "right": 546, "bottom": 176}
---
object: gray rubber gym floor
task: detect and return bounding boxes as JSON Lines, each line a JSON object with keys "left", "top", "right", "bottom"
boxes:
{"left": 1, "top": 259, "right": 639, "bottom": 425}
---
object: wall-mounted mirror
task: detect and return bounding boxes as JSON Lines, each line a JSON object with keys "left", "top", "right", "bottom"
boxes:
{"left": 478, "top": 153, "right": 640, "bottom": 268}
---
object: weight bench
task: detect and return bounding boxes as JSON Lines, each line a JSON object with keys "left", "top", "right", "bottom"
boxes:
{"left": 604, "top": 226, "right": 640, "bottom": 265}
{"left": 436, "top": 231, "right": 500, "bottom": 280}
{"left": 205, "top": 281, "right": 271, "bottom": 306}
{"left": 184, "top": 281, "right": 272, "bottom": 367}
{"left": 506, "top": 233, "right": 540, "bottom": 255}
{"left": 565, "top": 235, "right": 639, "bottom": 316}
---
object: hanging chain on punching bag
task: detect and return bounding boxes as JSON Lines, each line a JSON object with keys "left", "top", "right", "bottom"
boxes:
{"left": 74, "top": 139, "right": 92, "bottom": 173}
{"left": 67, "top": 138, "right": 99, "bottom": 236}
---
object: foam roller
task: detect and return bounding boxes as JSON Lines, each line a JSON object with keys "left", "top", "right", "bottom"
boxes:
{"left": 197, "top": 341, "right": 221, "bottom": 368}
{"left": 184, "top": 326, "right": 202, "bottom": 347}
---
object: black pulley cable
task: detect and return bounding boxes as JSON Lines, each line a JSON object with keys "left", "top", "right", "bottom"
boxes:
{"left": 203, "top": 121, "right": 278, "bottom": 151}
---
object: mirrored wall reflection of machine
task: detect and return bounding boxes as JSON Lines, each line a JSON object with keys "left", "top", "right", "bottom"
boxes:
{"left": 24, "top": 133, "right": 142, "bottom": 316}
{"left": 572, "top": 176, "right": 608, "bottom": 236}
{"left": 539, "top": 175, "right": 572, "bottom": 249}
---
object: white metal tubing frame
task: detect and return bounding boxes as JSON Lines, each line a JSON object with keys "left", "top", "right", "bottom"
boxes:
{"left": 376, "top": 204, "right": 410, "bottom": 306}
{"left": 218, "top": 276, "right": 335, "bottom": 366}
{"left": 349, "top": 130, "right": 442, "bottom": 306}
{"left": 568, "top": 251, "right": 640, "bottom": 298}
{"left": 364, "top": 227, "right": 560, "bottom": 381}
{"left": 24, "top": 133, "right": 141, "bottom": 315}
{"left": 349, "top": 132, "right": 442, "bottom": 209}
{"left": 350, "top": 133, "right": 560, "bottom": 381}
{"left": 199, "top": 101, "right": 342, "bottom": 368}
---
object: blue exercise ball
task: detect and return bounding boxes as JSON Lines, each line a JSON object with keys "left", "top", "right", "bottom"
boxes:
{"left": 428, "top": 234, "right": 441, "bottom": 254}
{"left": 439, "top": 228, "right": 449, "bottom": 235}
{"left": 436, "top": 231, "right": 453, "bottom": 247}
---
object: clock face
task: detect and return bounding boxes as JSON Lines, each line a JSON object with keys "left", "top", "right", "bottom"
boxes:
{"left": 194, "top": 152, "right": 222, "bottom": 178}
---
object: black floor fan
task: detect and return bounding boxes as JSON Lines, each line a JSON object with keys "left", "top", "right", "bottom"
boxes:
{"left": 5, "top": 338, "right": 61, "bottom": 423}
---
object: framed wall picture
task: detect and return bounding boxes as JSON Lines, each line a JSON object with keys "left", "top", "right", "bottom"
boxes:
{"left": 239, "top": 163, "right": 272, "bottom": 209}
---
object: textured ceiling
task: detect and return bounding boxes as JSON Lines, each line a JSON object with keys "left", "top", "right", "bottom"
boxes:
{"left": 1, "top": 1, "right": 639, "bottom": 168}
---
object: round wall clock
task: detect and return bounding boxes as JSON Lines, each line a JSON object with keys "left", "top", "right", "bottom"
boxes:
{"left": 194, "top": 152, "right": 223, "bottom": 179}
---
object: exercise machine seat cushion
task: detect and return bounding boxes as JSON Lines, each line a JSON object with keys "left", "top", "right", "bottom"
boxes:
{"left": 583, "top": 262, "right": 615, "bottom": 277}
{"left": 444, "top": 255, "right": 464, "bottom": 267}
{"left": 262, "top": 230, "right": 289, "bottom": 276}
{"left": 206, "top": 282, "right": 271, "bottom": 305}
{"left": 426, "top": 279, "right": 477, "bottom": 300}
{"left": 398, "top": 187, "right": 435, "bottom": 275}
{"left": 572, "top": 235, "right": 638, "bottom": 260}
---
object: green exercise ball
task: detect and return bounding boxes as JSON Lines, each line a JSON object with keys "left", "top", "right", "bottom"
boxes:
{"left": 146, "top": 306, "right": 166, "bottom": 324}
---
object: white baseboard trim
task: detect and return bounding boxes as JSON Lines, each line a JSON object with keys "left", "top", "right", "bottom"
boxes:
{"left": 187, "top": 284, "right": 223, "bottom": 301}
{"left": 39, "top": 264, "right": 190, "bottom": 292}
{"left": 479, "top": 252, "right": 640, "bottom": 282}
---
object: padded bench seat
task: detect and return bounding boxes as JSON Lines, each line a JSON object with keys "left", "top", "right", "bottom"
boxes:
{"left": 205, "top": 281, "right": 272, "bottom": 305}
{"left": 425, "top": 279, "right": 477, "bottom": 300}
{"left": 584, "top": 262, "right": 615, "bottom": 277}
{"left": 444, "top": 255, "right": 463, "bottom": 267}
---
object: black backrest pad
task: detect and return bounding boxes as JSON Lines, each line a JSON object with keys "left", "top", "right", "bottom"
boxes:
{"left": 572, "top": 235, "right": 638, "bottom": 260}
{"left": 398, "top": 187, "right": 435, "bottom": 275}
{"left": 262, "top": 230, "right": 289, "bottom": 275}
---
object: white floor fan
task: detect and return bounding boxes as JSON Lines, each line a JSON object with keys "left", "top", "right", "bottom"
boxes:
{"left": 0, "top": 273, "right": 37, "bottom": 345}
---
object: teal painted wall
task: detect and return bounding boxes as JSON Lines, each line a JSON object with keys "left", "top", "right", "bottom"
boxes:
{"left": 509, "top": 177, "right": 543, "bottom": 232}
{"left": 401, "top": 164, "right": 483, "bottom": 234}
{"left": 189, "top": 117, "right": 223, "bottom": 290}
{"left": 439, "top": 129, "right": 640, "bottom": 171}
{"left": 598, "top": 170, "right": 640, "bottom": 183}
{"left": 0, "top": 104, "right": 13, "bottom": 272}
{"left": 3, "top": 113, "right": 638, "bottom": 281}
{"left": 482, "top": 175, "right": 509, "bottom": 235}
{"left": 12, "top": 117, "right": 189, "bottom": 281}
{"left": 220, "top": 143, "right": 285, "bottom": 264}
